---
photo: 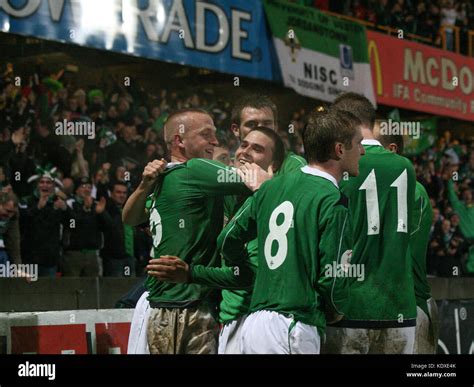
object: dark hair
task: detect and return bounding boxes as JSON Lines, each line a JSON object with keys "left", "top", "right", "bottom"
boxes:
{"left": 231, "top": 94, "right": 278, "bottom": 127}
{"left": 249, "top": 127, "right": 285, "bottom": 172}
{"left": 303, "top": 108, "right": 361, "bottom": 163}
{"left": 376, "top": 121, "right": 405, "bottom": 154}
{"left": 110, "top": 181, "right": 128, "bottom": 192}
{"left": 332, "top": 92, "right": 375, "bottom": 130}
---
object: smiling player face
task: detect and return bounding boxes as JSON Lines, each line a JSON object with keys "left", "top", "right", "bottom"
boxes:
{"left": 182, "top": 112, "right": 218, "bottom": 160}
{"left": 235, "top": 130, "right": 275, "bottom": 171}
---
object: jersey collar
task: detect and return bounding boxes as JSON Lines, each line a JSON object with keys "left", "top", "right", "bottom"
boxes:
{"left": 362, "top": 139, "right": 383, "bottom": 147}
{"left": 166, "top": 162, "right": 183, "bottom": 169}
{"left": 301, "top": 166, "right": 339, "bottom": 188}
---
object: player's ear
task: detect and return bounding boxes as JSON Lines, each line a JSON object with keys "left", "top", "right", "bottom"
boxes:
{"left": 231, "top": 123, "right": 240, "bottom": 138}
{"left": 334, "top": 142, "right": 344, "bottom": 160}
{"left": 173, "top": 133, "right": 185, "bottom": 149}
{"left": 389, "top": 143, "right": 398, "bottom": 154}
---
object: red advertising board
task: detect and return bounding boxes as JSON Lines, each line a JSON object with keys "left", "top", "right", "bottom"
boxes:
{"left": 367, "top": 30, "right": 474, "bottom": 121}
{"left": 95, "top": 322, "right": 130, "bottom": 354}
{"left": 11, "top": 325, "right": 88, "bottom": 354}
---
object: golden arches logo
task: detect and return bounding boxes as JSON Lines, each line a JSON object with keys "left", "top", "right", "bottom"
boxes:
{"left": 368, "top": 39, "right": 383, "bottom": 96}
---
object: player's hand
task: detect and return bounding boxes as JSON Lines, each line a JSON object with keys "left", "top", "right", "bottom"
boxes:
{"left": 142, "top": 159, "right": 168, "bottom": 188}
{"left": 237, "top": 162, "right": 273, "bottom": 192}
{"left": 325, "top": 309, "right": 344, "bottom": 325}
{"left": 146, "top": 255, "right": 190, "bottom": 283}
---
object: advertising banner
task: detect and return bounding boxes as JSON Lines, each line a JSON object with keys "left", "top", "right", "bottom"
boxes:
{"left": 0, "top": 0, "right": 278, "bottom": 81}
{"left": 368, "top": 30, "right": 474, "bottom": 121}
{"left": 263, "top": 0, "right": 375, "bottom": 105}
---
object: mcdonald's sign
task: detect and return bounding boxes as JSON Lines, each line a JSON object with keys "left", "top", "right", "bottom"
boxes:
{"left": 367, "top": 31, "right": 474, "bottom": 122}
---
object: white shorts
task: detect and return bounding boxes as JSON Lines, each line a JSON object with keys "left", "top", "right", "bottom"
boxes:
{"left": 241, "top": 310, "right": 320, "bottom": 354}
{"left": 218, "top": 316, "right": 246, "bottom": 354}
{"left": 127, "top": 291, "right": 150, "bottom": 354}
{"left": 414, "top": 298, "right": 439, "bottom": 354}
{"left": 323, "top": 326, "right": 415, "bottom": 354}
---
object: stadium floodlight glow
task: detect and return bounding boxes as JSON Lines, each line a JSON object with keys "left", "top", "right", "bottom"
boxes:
{"left": 79, "top": 0, "right": 120, "bottom": 50}
{"left": 156, "top": 2, "right": 166, "bottom": 27}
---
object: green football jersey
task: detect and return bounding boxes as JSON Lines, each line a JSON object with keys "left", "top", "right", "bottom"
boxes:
{"left": 277, "top": 151, "right": 307, "bottom": 175}
{"left": 338, "top": 140, "right": 417, "bottom": 327}
{"left": 191, "top": 196, "right": 257, "bottom": 323}
{"left": 193, "top": 152, "right": 306, "bottom": 323}
{"left": 411, "top": 182, "right": 433, "bottom": 316}
{"left": 220, "top": 166, "right": 351, "bottom": 333}
{"left": 144, "top": 159, "right": 249, "bottom": 306}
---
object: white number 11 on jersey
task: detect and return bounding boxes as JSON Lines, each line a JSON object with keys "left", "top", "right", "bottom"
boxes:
{"left": 359, "top": 169, "right": 408, "bottom": 236}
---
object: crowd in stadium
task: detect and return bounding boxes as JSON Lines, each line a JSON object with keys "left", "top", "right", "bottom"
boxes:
{"left": 291, "top": 0, "right": 474, "bottom": 52}
{"left": 0, "top": 59, "right": 472, "bottom": 278}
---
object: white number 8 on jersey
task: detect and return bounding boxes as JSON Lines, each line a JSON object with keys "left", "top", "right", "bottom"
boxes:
{"left": 264, "top": 201, "right": 294, "bottom": 270}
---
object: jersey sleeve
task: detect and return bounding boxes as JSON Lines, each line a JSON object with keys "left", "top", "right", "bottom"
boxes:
{"left": 199, "top": 196, "right": 258, "bottom": 288}
{"left": 316, "top": 194, "right": 351, "bottom": 319}
{"left": 188, "top": 158, "right": 250, "bottom": 197}
{"left": 447, "top": 179, "right": 464, "bottom": 214}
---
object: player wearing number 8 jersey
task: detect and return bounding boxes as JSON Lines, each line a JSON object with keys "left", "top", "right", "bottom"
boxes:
{"left": 219, "top": 108, "right": 364, "bottom": 354}
{"left": 324, "top": 93, "right": 417, "bottom": 354}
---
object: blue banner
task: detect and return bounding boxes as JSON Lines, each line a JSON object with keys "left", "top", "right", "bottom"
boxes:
{"left": 0, "top": 0, "right": 278, "bottom": 81}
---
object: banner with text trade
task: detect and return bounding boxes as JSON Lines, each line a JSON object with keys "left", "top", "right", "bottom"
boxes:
{"left": 263, "top": 0, "right": 376, "bottom": 105}
{"left": 0, "top": 0, "right": 278, "bottom": 81}
{"left": 367, "top": 30, "right": 474, "bottom": 121}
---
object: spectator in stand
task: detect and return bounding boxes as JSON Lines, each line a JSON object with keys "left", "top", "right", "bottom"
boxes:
{"left": 61, "top": 177, "right": 112, "bottom": 277}
{"left": 351, "top": 0, "right": 367, "bottom": 20}
{"left": 0, "top": 189, "right": 21, "bottom": 268}
{"left": 106, "top": 121, "right": 145, "bottom": 166}
{"left": 414, "top": 1, "right": 433, "bottom": 38}
{"left": 430, "top": 218, "right": 466, "bottom": 277}
{"left": 19, "top": 166, "right": 69, "bottom": 277}
{"left": 101, "top": 181, "right": 136, "bottom": 277}
{"left": 446, "top": 180, "right": 474, "bottom": 274}
{"left": 390, "top": 0, "right": 415, "bottom": 33}
{"left": 440, "top": 0, "right": 460, "bottom": 51}
{"left": 375, "top": 0, "right": 391, "bottom": 26}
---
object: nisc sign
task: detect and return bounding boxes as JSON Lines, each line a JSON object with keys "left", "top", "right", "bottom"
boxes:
{"left": 367, "top": 31, "right": 474, "bottom": 121}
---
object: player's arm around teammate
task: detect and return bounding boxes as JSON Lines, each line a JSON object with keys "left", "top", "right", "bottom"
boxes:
{"left": 122, "top": 159, "right": 168, "bottom": 226}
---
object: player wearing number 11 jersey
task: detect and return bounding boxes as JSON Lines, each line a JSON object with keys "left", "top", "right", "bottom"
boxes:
{"left": 324, "top": 93, "right": 417, "bottom": 354}
{"left": 219, "top": 108, "right": 364, "bottom": 354}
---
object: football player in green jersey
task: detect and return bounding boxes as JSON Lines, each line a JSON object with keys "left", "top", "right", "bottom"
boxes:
{"left": 324, "top": 93, "right": 417, "bottom": 354}
{"left": 147, "top": 126, "right": 285, "bottom": 354}
{"left": 205, "top": 108, "right": 362, "bottom": 354}
{"left": 376, "top": 129, "right": 439, "bottom": 354}
{"left": 123, "top": 108, "right": 270, "bottom": 354}
{"left": 230, "top": 94, "right": 307, "bottom": 173}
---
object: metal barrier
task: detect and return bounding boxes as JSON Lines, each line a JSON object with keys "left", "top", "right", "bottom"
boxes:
{"left": 440, "top": 24, "right": 461, "bottom": 54}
